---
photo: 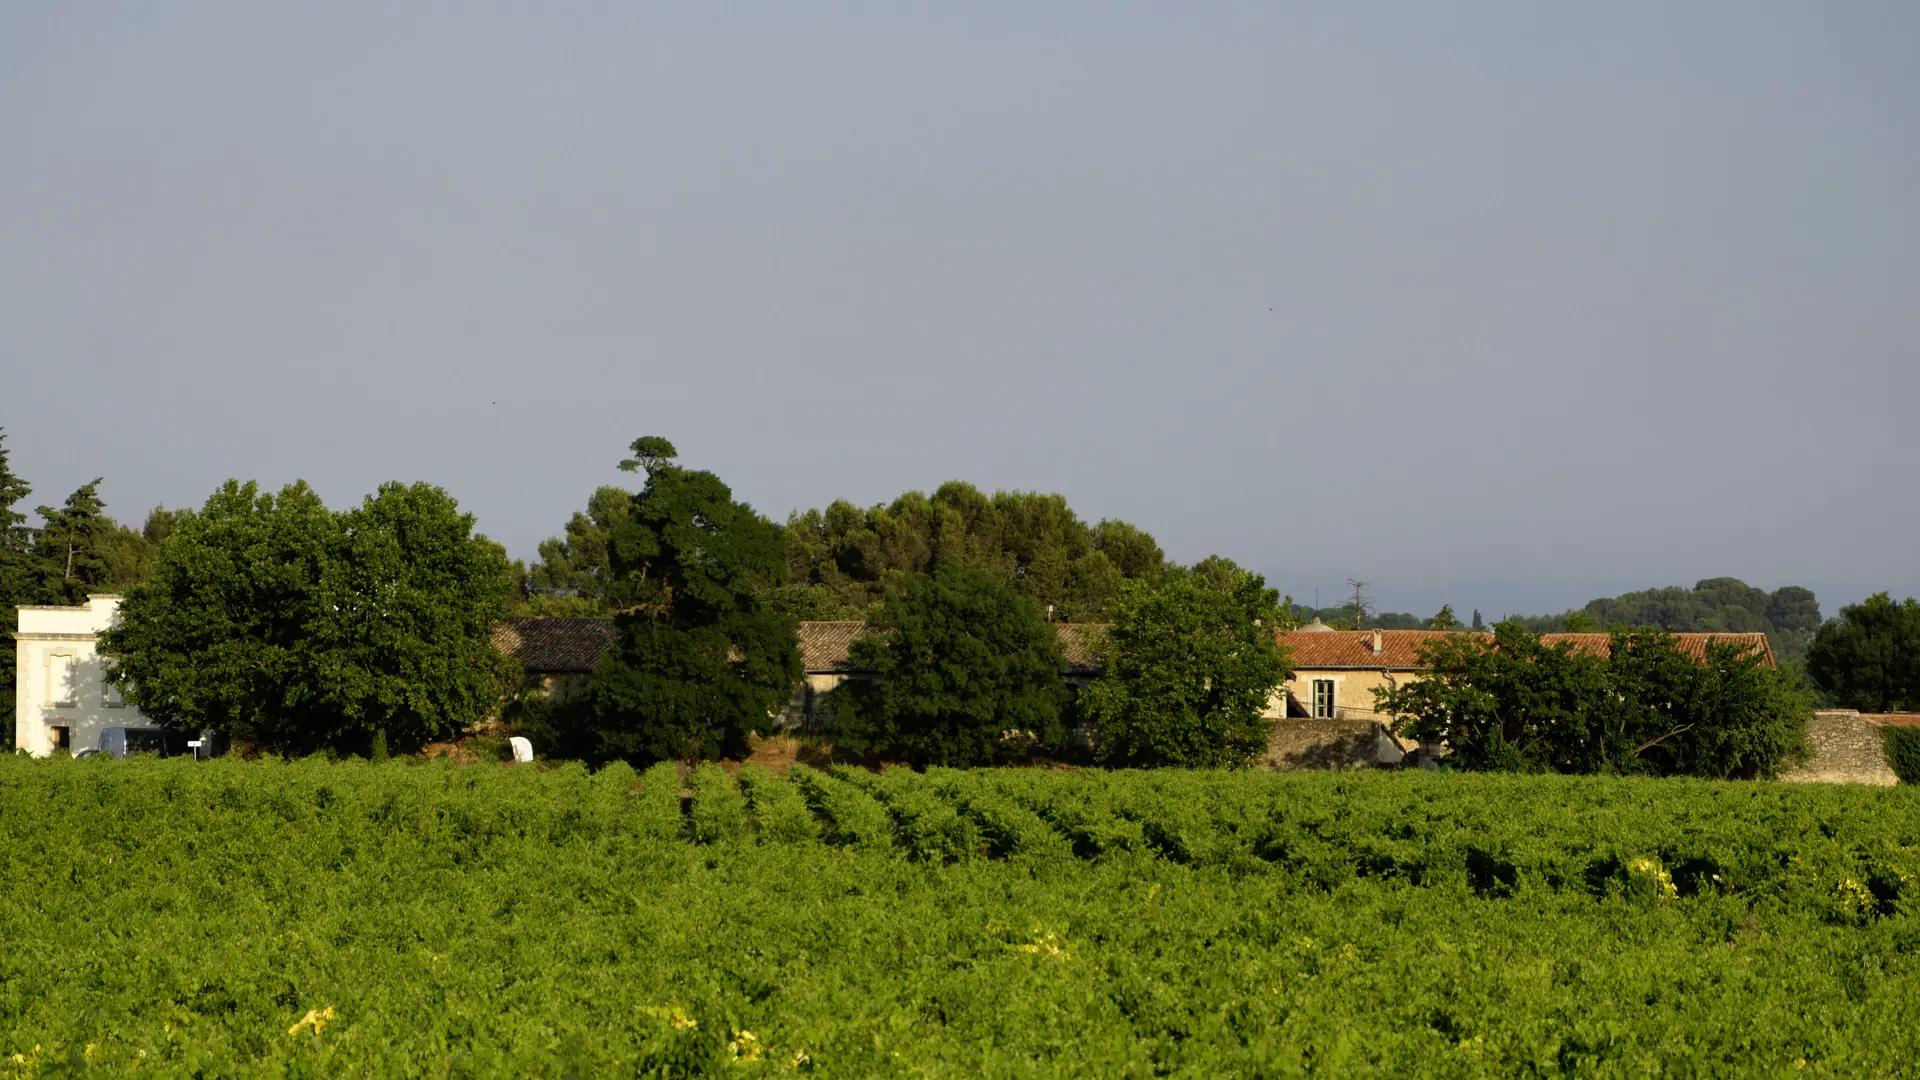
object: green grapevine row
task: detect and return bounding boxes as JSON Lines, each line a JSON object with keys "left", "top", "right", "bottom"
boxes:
{"left": 3, "top": 755, "right": 1918, "bottom": 1075}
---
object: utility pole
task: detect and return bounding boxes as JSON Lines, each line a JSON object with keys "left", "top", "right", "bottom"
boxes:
{"left": 1346, "top": 579, "right": 1371, "bottom": 631}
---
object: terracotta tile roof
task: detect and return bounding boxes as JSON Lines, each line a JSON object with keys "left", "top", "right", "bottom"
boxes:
{"left": 1862, "top": 713, "right": 1920, "bottom": 728}
{"left": 1055, "top": 624, "right": 1105, "bottom": 674}
{"left": 1538, "top": 632, "right": 1773, "bottom": 666}
{"left": 1276, "top": 629, "right": 1775, "bottom": 670}
{"left": 1277, "top": 630, "right": 1457, "bottom": 669}
{"left": 797, "top": 621, "right": 868, "bottom": 671}
{"left": 492, "top": 617, "right": 619, "bottom": 674}
{"left": 494, "top": 617, "right": 1106, "bottom": 675}
{"left": 796, "top": 620, "right": 1105, "bottom": 674}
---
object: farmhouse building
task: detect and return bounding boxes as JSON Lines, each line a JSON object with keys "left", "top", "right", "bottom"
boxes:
{"left": 12, "top": 594, "right": 161, "bottom": 757}
{"left": 1257, "top": 624, "right": 1778, "bottom": 768}
{"left": 1270, "top": 624, "right": 1776, "bottom": 723}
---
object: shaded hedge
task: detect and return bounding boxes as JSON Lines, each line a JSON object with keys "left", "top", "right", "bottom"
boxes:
{"left": 1885, "top": 725, "right": 1920, "bottom": 785}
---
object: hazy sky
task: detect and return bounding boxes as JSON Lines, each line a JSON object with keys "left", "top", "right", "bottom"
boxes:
{"left": 4, "top": 3, "right": 1916, "bottom": 619}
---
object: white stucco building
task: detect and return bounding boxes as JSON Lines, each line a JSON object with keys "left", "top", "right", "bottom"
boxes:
{"left": 14, "top": 594, "right": 158, "bottom": 757}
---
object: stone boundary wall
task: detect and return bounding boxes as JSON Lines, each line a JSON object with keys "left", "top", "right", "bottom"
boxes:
{"left": 1263, "top": 717, "right": 1409, "bottom": 771}
{"left": 1781, "top": 710, "right": 1901, "bottom": 786}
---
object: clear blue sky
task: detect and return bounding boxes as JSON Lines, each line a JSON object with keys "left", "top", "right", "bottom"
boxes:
{"left": 3, "top": 3, "right": 1916, "bottom": 619}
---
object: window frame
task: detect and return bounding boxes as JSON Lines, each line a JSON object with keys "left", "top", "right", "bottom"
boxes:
{"left": 1311, "top": 678, "right": 1337, "bottom": 719}
{"left": 46, "top": 652, "right": 79, "bottom": 708}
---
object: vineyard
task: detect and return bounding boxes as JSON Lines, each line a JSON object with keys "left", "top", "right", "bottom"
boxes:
{"left": 3, "top": 758, "right": 1919, "bottom": 1076}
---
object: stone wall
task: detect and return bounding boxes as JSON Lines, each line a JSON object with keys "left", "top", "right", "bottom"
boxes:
{"left": 1780, "top": 710, "right": 1899, "bottom": 786}
{"left": 1263, "top": 717, "right": 1409, "bottom": 771}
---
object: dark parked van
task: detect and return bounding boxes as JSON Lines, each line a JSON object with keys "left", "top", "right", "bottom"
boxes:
{"left": 90, "top": 727, "right": 191, "bottom": 759}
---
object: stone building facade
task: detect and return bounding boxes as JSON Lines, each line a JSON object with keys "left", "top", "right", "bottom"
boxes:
{"left": 12, "top": 594, "right": 160, "bottom": 757}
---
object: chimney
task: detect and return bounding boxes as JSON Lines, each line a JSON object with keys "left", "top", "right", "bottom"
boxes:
{"left": 1371, "top": 629, "right": 1383, "bottom": 656}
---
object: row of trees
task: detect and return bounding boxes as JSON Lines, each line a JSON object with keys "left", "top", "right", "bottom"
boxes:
{"left": 822, "top": 557, "right": 1291, "bottom": 769}
{"left": 511, "top": 443, "right": 1819, "bottom": 778}
{"left": 521, "top": 440, "right": 1294, "bottom": 769}
{"left": 0, "top": 429, "right": 175, "bottom": 722}
{"left": 9, "top": 430, "right": 1273, "bottom": 765}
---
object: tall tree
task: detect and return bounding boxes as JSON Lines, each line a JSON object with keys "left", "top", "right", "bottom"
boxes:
{"left": 1805, "top": 593, "right": 1920, "bottom": 712}
{"left": 102, "top": 481, "right": 339, "bottom": 749}
{"left": 1081, "top": 562, "right": 1293, "bottom": 768}
{"left": 1430, "top": 604, "right": 1460, "bottom": 631}
{"left": 310, "top": 483, "right": 518, "bottom": 750}
{"left": 142, "top": 506, "right": 187, "bottom": 549}
{"left": 828, "top": 566, "right": 1068, "bottom": 767}
{"left": 0, "top": 429, "right": 60, "bottom": 726}
{"left": 33, "top": 479, "right": 115, "bottom": 598}
{"left": 585, "top": 438, "right": 802, "bottom": 763}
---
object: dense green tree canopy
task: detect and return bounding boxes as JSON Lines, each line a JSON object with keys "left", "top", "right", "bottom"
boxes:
{"left": 517, "top": 484, "right": 633, "bottom": 615}
{"left": 33, "top": 479, "right": 113, "bottom": 595}
{"left": 1379, "top": 627, "right": 1622, "bottom": 774}
{"left": 102, "top": 479, "right": 514, "bottom": 754}
{"left": 99, "top": 519, "right": 160, "bottom": 590}
{"left": 828, "top": 566, "right": 1068, "bottom": 767}
{"left": 102, "top": 481, "right": 340, "bottom": 746}
{"left": 1081, "top": 563, "right": 1294, "bottom": 768}
{"left": 783, "top": 483, "right": 1165, "bottom": 623}
{"left": 1805, "top": 593, "right": 1920, "bottom": 712}
{"left": 310, "top": 483, "right": 520, "bottom": 748}
{"left": 583, "top": 438, "right": 802, "bottom": 763}
{"left": 1376, "top": 625, "right": 1808, "bottom": 778}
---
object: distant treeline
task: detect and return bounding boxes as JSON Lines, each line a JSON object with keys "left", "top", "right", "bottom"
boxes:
{"left": 515, "top": 480, "right": 1171, "bottom": 624}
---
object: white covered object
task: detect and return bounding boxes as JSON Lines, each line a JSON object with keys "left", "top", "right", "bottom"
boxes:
{"left": 509, "top": 736, "right": 534, "bottom": 763}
